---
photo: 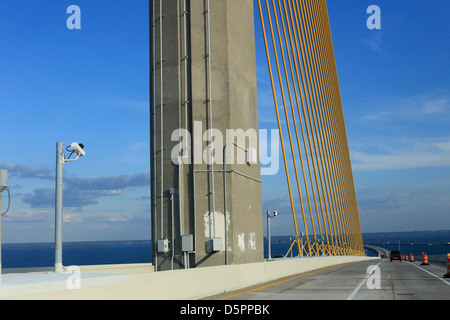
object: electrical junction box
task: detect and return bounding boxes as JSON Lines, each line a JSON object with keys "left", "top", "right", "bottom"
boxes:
{"left": 206, "top": 237, "right": 222, "bottom": 253}
{"left": 212, "top": 237, "right": 222, "bottom": 252}
{"left": 0, "top": 170, "right": 8, "bottom": 192}
{"left": 181, "top": 234, "right": 194, "bottom": 252}
{"left": 157, "top": 239, "right": 169, "bottom": 253}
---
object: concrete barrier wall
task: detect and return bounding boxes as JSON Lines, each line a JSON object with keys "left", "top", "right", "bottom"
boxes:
{"left": 8, "top": 256, "right": 377, "bottom": 300}
{"left": 164, "top": 256, "right": 377, "bottom": 300}
{"left": 79, "top": 263, "right": 154, "bottom": 274}
{"left": 427, "top": 255, "right": 448, "bottom": 264}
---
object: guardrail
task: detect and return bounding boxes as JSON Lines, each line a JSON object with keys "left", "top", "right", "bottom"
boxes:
{"left": 364, "top": 245, "right": 389, "bottom": 257}
{"left": 426, "top": 255, "right": 448, "bottom": 265}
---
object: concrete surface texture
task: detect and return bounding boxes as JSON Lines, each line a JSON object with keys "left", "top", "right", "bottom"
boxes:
{"left": 151, "top": 0, "right": 263, "bottom": 271}
{"left": 209, "top": 258, "right": 450, "bottom": 300}
{"left": 0, "top": 256, "right": 377, "bottom": 300}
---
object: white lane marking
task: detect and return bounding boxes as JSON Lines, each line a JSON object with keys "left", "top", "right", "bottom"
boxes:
{"left": 427, "top": 263, "right": 446, "bottom": 272}
{"left": 346, "top": 260, "right": 384, "bottom": 300}
{"left": 409, "top": 262, "right": 450, "bottom": 287}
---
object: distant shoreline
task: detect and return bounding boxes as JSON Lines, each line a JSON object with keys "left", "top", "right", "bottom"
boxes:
{"left": 2, "top": 230, "right": 449, "bottom": 248}
{"left": 2, "top": 240, "right": 151, "bottom": 248}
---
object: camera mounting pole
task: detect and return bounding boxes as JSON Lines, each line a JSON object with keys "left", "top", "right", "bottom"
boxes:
{"left": 266, "top": 210, "right": 279, "bottom": 261}
{"left": 0, "top": 169, "right": 9, "bottom": 285}
{"left": 55, "top": 142, "right": 65, "bottom": 273}
{"left": 55, "top": 141, "right": 85, "bottom": 273}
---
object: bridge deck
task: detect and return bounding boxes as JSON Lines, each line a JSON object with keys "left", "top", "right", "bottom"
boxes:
{"left": 208, "top": 258, "right": 450, "bottom": 300}
{"left": 0, "top": 256, "right": 374, "bottom": 299}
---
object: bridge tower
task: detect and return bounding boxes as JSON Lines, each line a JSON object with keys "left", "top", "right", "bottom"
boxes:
{"left": 150, "top": 0, "right": 263, "bottom": 271}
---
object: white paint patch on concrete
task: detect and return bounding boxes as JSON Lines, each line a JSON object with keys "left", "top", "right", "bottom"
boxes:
{"left": 204, "top": 211, "right": 230, "bottom": 251}
{"left": 237, "top": 233, "right": 245, "bottom": 252}
{"left": 248, "top": 232, "right": 256, "bottom": 250}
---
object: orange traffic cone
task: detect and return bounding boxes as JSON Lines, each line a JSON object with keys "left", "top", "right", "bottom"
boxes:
{"left": 405, "top": 254, "right": 409, "bottom": 261}
{"left": 444, "top": 253, "right": 450, "bottom": 278}
{"left": 421, "top": 252, "right": 429, "bottom": 265}
{"left": 409, "top": 253, "right": 415, "bottom": 262}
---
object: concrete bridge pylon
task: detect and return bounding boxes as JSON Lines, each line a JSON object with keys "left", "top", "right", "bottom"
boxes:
{"left": 150, "top": 0, "right": 263, "bottom": 271}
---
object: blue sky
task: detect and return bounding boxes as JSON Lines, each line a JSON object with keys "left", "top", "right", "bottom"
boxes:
{"left": 0, "top": 1, "right": 150, "bottom": 243}
{"left": 328, "top": 0, "right": 450, "bottom": 234}
{"left": 0, "top": 1, "right": 449, "bottom": 243}
{"left": 257, "top": 0, "right": 450, "bottom": 236}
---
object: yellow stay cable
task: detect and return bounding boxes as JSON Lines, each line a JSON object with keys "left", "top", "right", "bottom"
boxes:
{"left": 304, "top": 0, "right": 343, "bottom": 254}
{"left": 271, "top": 0, "right": 314, "bottom": 256}
{"left": 298, "top": 0, "right": 337, "bottom": 255}
{"left": 292, "top": 0, "right": 331, "bottom": 254}
{"left": 257, "top": 0, "right": 302, "bottom": 253}
{"left": 286, "top": 0, "right": 324, "bottom": 255}
{"left": 309, "top": 0, "right": 346, "bottom": 254}
{"left": 257, "top": 0, "right": 364, "bottom": 256}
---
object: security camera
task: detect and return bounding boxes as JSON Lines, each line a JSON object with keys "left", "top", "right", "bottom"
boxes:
{"left": 70, "top": 142, "right": 85, "bottom": 157}
{"left": 273, "top": 211, "right": 279, "bottom": 217}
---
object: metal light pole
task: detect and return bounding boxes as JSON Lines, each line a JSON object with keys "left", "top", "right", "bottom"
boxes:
{"left": 266, "top": 210, "right": 278, "bottom": 260}
{"left": 300, "top": 232, "right": 304, "bottom": 258}
{"left": 0, "top": 169, "right": 10, "bottom": 285}
{"left": 267, "top": 211, "right": 271, "bottom": 260}
{"left": 55, "top": 142, "right": 64, "bottom": 273}
{"left": 54, "top": 142, "right": 85, "bottom": 273}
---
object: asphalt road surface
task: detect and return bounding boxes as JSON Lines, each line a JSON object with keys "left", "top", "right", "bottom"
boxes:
{"left": 207, "top": 258, "right": 450, "bottom": 300}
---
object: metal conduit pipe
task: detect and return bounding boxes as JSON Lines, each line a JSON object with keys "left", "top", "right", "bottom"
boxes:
{"left": 206, "top": 0, "right": 216, "bottom": 239}
{"left": 178, "top": 158, "right": 184, "bottom": 268}
{"left": 159, "top": 0, "right": 165, "bottom": 244}
{"left": 195, "top": 169, "right": 262, "bottom": 183}
{"left": 223, "top": 142, "right": 248, "bottom": 265}
{"left": 183, "top": 0, "right": 190, "bottom": 156}
{"left": 170, "top": 190, "right": 174, "bottom": 270}
{"left": 188, "top": 0, "right": 197, "bottom": 259}
{"left": 192, "top": 170, "right": 197, "bottom": 254}
{"left": 150, "top": 0, "right": 158, "bottom": 271}
{"left": 194, "top": 167, "right": 262, "bottom": 265}
{"left": 181, "top": 0, "right": 191, "bottom": 269}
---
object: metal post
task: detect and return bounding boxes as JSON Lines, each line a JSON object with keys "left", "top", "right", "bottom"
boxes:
{"left": 0, "top": 169, "right": 9, "bottom": 284}
{"left": 150, "top": 0, "right": 158, "bottom": 273}
{"left": 300, "top": 232, "right": 304, "bottom": 258}
{"left": 223, "top": 142, "right": 247, "bottom": 265}
{"left": 206, "top": 0, "right": 216, "bottom": 232}
{"left": 55, "top": 142, "right": 64, "bottom": 273}
{"left": 267, "top": 210, "right": 271, "bottom": 260}
{"left": 0, "top": 188, "right": 2, "bottom": 285}
{"left": 170, "top": 189, "right": 174, "bottom": 271}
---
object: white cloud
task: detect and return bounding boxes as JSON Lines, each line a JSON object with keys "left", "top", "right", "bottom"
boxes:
{"left": 351, "top": 138, "right": 450, "bottom": 171}
{"left": 100, "top": 212, "right": 134, "bottom": 223}
{"left": 3, "top": 209, "right": 52, "bottom": 222}
{"left": 0, "top": 162, "right": 53, "bottom": 180}
{"left": 63, "top": 213, "right": 83, "bottom": 223}
{"left": 362, "top": 111, "right": 390, "bottom": 122}
{"left": 362, "top": 34, "right": 385, "bottom": 55}
{"left": 16, "top": 170, "right": 150, "bottom": 209}
{"left": 361, "top": 92, "right": 450, "bottom": 123}
{"left": 421, "top": 99, "right": 449, "bottom": 115}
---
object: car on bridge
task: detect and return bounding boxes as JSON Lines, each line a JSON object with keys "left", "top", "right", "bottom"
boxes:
{"left": 390, "top": 250, "right": 402, "bottom": 262}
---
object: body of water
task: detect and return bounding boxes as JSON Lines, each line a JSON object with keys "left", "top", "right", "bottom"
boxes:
{"left": 2, "top": 231, "right": 449, "bottom": 269}
{"left": 2, "top": 241, "right": 152, "bottom": 269}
